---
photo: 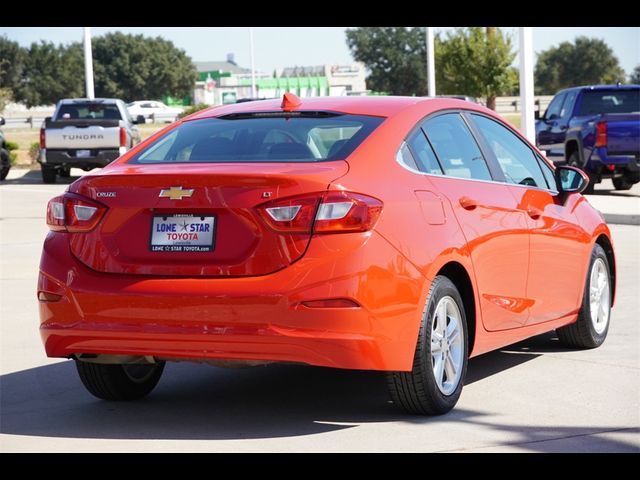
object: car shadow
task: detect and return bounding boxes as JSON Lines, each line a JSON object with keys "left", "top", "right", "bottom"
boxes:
{"left": 1, "top": 169, "right": 81, "bottom": 186}
{"left": 587, "top": 188, "right": 639, "bottom": 198}
{"left": 0, "top": 332, "right": 636, "bottom": 451}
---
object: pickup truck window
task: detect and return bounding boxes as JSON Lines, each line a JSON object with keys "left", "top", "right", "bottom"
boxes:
{"left": 578, "top": 90, "right": 640, "bottom": 115}
{"left": 544, "top": 92, "right": 566, "bottom": 120}
{"left": 560, "top": 90, "right": 578, "bottom": 120}
{"left": 57, "top": 103, "right": 122, "bottom": 121}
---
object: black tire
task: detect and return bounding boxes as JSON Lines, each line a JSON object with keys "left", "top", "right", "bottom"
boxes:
{"left": 568, "top": 151, "right": 594, "bottom": 194}
{"left": 612, "top": 176, "right": 634, "bottom": 191}
{"left": 557, "top": 244, "right": 611, "bottom": 349}
{"left": 75, "top": 360, "right": 165, "bottom": 401}
{"left": 59, "top": 167, "right": 71, "bottom": 178}
{"left": 387, "top": 276, "right": 468, "bottom": 415}
{"left": 41, "top": 165, "right": 57, "bottom": 184}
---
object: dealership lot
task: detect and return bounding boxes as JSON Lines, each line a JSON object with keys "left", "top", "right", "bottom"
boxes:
{"left": 1, "top": 170, "right": 638, "bottom": 452}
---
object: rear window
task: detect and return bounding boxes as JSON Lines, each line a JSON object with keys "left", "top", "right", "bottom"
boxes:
{"left": 56, "top": 103, "right": 123, "bottom": 121}
{"left": 578, "top": 90, "right": 640, "bottom": 115}
{"left": 129, "top": 113, "right": 384, "bottom": 164}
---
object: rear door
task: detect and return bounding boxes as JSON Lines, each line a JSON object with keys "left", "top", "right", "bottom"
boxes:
{"left": 420, "top": 112, "right": 531, "bottom": 331}
{"left": 469, "top": 112, "right": 588, "bottom": 324}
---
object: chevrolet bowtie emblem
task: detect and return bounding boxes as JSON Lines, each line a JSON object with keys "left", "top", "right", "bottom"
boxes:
{"left": 159, "top": 186, "right": 194, "bottom": 200}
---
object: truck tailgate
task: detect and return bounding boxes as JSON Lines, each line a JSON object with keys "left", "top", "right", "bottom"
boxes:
{"left": 604, "top": 114, "right": 640, "bottom": 155}
{"left": 45, "top": 120, "right": 122, "bottom": 150}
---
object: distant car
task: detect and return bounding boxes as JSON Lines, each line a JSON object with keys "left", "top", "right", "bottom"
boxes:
{"left": 0, "top": 117, "right": 11, "bottom": 181}
{"left": 126, "top": 101, "right": 183, "bottom": 123}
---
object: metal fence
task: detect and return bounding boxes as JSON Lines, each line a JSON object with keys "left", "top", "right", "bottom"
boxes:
{"left": 1, "top": 113, "right": 181, "bottom": 129}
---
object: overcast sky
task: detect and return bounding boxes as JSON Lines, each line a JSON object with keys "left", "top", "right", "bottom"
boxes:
{"left": 2, "top": 27, "right": 638, "bottom": 76}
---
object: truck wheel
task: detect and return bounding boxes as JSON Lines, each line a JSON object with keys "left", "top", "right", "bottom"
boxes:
{"left": 568, "top": 151, "right": 594, "bottom": 194}
{"left": 557, "top": 243, "right": 611, "bottom": 349}
{"left": 41, "top": 166, "right": 57, "bottom": 184}
{"left": 76, "top": 360, "right": 165, "bottom": 401}
{"left": 387, "top": 276, "right": 468, "bottom": 415}
{"left": 612, "top": 177, "right": 634, "bottom": 191}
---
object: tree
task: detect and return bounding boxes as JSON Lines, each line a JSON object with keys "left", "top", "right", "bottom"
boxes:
{"left": 16, "top": 41, "right": 84, "bottom": 107}
{"left": 630, "top": 65, "right": 640, "bottom": 84}
{"left": 346, "top": 27, "right": 427, "bottom": 96}
{"left": 92, "top": 32, "right": 197, "bottom": 102}
{"left": 534, "top": 37, "right": 625, "bottom": 94}
{"left": 436, "top": 27, "right": 516, "bottom": 110}
{"left": 0, "top": 36, "right": 25, "bottom": 94}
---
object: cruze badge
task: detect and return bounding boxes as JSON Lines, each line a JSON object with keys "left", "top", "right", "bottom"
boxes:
{"left": 159, "top": 186, "right": 194, "bottom": 200}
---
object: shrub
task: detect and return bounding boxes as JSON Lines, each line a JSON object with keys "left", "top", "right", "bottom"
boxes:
{"left": 29, "top": 141, "right": 40, "bottom": 163}
{"left": 4, "top": 140, "right": 18, "bottom": 165}
{"left": 178, "top": 103, "right": 211, "bottom": 119}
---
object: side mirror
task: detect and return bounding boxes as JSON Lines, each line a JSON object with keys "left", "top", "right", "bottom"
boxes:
{"left": 0, "top": 116, "right": 5, "bottom": 126}
{"left": 555, "top": 165, "right": 589, "bottom": 194}
{"left": 134, "top": 115, "right": 146, "bottom": 125}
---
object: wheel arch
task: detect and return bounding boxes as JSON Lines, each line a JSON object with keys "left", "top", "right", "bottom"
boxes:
{"left": 595, "top": 233, "right": 616, "bottom": 306}
{"left": 436, "top": 261, "right": 477, "bottom": 356}
{"left": 565, "top": 138, "right": 581, "bottom": 164}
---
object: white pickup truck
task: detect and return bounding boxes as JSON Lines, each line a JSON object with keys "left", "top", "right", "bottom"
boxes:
{"left": 39, "top": 98, "right": 144, "bottom": 183}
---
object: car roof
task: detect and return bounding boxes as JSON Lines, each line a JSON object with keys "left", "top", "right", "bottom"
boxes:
{"left": 560, "top": 84, "right": 640, "bottom": 94}
{"left": 187, "top": 96, "right": 437, "bottom": 120}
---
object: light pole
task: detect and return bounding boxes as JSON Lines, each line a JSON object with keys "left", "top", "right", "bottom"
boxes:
{"left": 249, "top": 27, "right": 257, "bottom": 98}
{"left": 519, "top": 27, "right": 535, "bottom": 142}
{"left": 83, "top": 27, "right": 95, "bottom": 100}
{"left": 426, "top": 27, "right": 436, "bottom": 97}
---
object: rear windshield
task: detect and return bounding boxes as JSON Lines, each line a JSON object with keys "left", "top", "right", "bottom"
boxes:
{"left": 55, "top": 103, "right": 122, "bottom": 120}
{"left": 129, "top": 113, "right": 384, "bottom": 164}
{"left": 578, "top": 90, "right": 640, "bottom": 115}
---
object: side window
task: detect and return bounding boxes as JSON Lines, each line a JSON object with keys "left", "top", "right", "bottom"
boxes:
{"left": 537, "top": 154, "right": 557, "bottom": 190}
{"left": 422, "top": 113, "right": 492, "bottom": 181}
{"left": 407, "top": 129, "right": 443, "bottom": 175}
{"left": 396, "top": 142, "right": 420, "bottom": 171}
{"left": 544, "top": 92, "right": 566, "bottom": 120}
{"left": 559, "top": 90, "right": 577, "bottom": 120}
{"left": 471, "top": 114, "right": 548, "bottom": 188}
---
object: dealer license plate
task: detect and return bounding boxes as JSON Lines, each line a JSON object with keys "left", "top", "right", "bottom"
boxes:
{"left": 150, "top": 214, "right": 215, "bottom": 252}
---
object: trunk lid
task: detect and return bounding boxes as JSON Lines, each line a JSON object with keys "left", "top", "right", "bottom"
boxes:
{"left": 69, "top": 162, "right": 348, "bottom": 276}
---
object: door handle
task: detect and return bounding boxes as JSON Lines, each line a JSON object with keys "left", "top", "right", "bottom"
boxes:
{"left": 459, "top": 196, "right": 478, "bottom": 210}
{"left": 527, "top": 207, "right": 543, "bottom": 219}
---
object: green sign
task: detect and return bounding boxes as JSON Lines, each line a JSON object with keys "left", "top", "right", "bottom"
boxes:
{"left": 222, "top": 91, "right": 237, "bottom": 104}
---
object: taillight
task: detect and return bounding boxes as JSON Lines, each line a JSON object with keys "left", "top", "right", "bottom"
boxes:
{"left": 46, "top": 193, "right": 106, "bottom": 233}
{"left": 258, "top": 191, "right": 383, "bottom": 234}
{"left": 119, "top": 127, "right": 127, "bottom": 147}
{"left": 595, "top": 121, "right": 607, "bottom": 147}
{"left": 39, "top": 128, "right": 46, "bottom": 149}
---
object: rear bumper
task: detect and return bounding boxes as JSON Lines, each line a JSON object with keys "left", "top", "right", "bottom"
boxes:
{"left": 39, "top": 148, "right": 121, "bottom": 168}
{"left": 38, "top": 230, "right": 426, "bottom": 371}
{"left": 587, "top": 147, "right": 640, "bottom": 177}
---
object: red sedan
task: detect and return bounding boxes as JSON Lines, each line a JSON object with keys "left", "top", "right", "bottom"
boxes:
{"left": 38, "top": 95, "right": 615, "bottom": 415}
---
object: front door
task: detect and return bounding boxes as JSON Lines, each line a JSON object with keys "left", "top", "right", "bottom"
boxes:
{"left": 468, "top": 112, "right": 588, "bottom": 324}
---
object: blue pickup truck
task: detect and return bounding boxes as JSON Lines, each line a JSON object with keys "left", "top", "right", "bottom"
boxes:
{"left": 536, "top": 84, "right": 640, "bottom": 192}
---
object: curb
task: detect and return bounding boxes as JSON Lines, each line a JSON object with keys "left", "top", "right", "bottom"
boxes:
{"left": 602, "top": 213, "right": 640, "bottom": 226}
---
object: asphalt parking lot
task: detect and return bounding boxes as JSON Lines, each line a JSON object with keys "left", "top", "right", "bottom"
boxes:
{"left": 1, "top": 169, "right": 638, "bottom": 452}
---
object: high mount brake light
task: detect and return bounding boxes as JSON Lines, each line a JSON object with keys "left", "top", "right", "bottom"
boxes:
{"left": 46, "top": 193, "right": 107, "bottom": 233}
{"left": 258, "top": 191, "right": 383, "bottom": 234}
